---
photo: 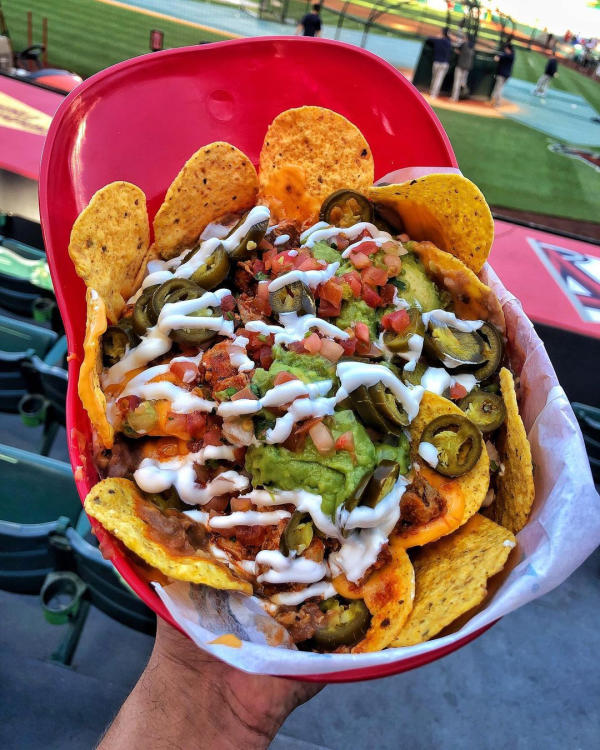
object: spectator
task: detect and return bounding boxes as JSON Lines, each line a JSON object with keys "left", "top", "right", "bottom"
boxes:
{"left": 428, "top": 27, "right": 453, "bottom": 99}
{"left": 296, "top": 4, "right": 322, "bottom": 38}
{"left": 490, "top": 42, "right": 515, "bottom": 106}
{"left": 451, "top": 39, "right": 475, "bottom": 102}
{"left": 533, "top": 53, "right": 559, "bottom": 96}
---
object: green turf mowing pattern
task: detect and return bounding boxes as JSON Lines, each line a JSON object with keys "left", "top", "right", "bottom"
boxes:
{"left": 434, "top": 107, "right": 600, "bottom": 223}
{"left": 3, "top": 0, "right": 231, "bottom": 80}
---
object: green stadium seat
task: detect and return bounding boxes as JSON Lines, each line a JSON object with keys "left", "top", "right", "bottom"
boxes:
{"left": 0, "top": 444, "right": 81, "bottom": 593}
{"left": 0, "top": 314, "right": 58, "bottom": 412}
{"left": 572, "top": 403, "right": 600, "bottom": 484}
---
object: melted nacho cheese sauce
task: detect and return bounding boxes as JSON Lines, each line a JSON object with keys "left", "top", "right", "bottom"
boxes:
{"left": 95, "top": 206, "right": 491, "bottom": 626}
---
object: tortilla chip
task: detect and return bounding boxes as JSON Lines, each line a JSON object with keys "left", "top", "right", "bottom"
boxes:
{"left": 368, "top": 174, "right": 494, "bottom": 273}
{"left": 410, "top": 241, "right": 505, "bottom": 333}
{"left": 258, "top": 106, "right": 374, "bottom": 225}
{"left": 395, "top": 392, "right": 490, "bottom": 548}
{"left": 333, "top": 545, "right": 415, "bottom": 652}
{"left": 78, "top": 289, "right": 114, "bottom": 449}
{"left": 485, "top": 368, "right": 535, "bottom": 533}
{"left": 84, "top": 478, "right": 252, "bottom": 593}
{"left": 69, "top": 182, "right": 149, "bottom": 322}
{"left": 153, "top": 142, "right": 258, "bottom": 259}
{"left": 391, "top": 513, "right": 515, "bottom": 646}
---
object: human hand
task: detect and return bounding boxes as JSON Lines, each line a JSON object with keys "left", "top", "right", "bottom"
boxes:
{"left": 99, "top": 617, "right": 323, "bottom": 750}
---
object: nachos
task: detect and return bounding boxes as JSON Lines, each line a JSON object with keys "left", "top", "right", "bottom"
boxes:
{"left": 70, "top": 106, "right": 534, "bottom": 652}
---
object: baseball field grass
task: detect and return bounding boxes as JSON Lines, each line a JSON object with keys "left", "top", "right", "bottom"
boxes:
{"left": 3, "top": 0, "right": 599, "bottom": 222}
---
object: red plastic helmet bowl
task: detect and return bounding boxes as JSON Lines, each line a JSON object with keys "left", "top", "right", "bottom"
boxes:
{"left": 40, "top": 37, "right": 491, "bottom": 681}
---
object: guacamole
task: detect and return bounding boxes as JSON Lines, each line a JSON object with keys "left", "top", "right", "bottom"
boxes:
{"left": 311, "top": 240, "right": 343, "bottom": 265}
{"left": 252, "top": 345, "right": 336, "bottom": 395}
{"left": 375, "top": 435, "right": 410, "bottom": 475}
{"left": 335, "top": 299, "right": 379, "bottom": 339}
{"left": 245, "top": 410, "right": 376, "bottom": 516}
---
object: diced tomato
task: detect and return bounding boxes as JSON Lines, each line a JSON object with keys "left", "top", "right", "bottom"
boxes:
{"left": 380, "top": 284, "right": 396, "bottom": 306}
{"left": 449, "top": 383, "right": 468, "bottom": 400}
{"left": 251, "top": 259, "right": 265, "bottom": 276}
{"left": 272, "top": 251, "right": 296, "bottom": 275}
{"left": 356, "top": 339, "right": 379, "bottom": 357}
{"left": 318, "top": 299, "right": 341, "bottom": 318}
{"left": 361, "top": 284, "right": 383, "bottom": 309}
{"left": 258, "top": 345, "right": 274, "bottom": 369}
{"left": 185, "top": 411, "right": 208, "bottom": 439}
{"left": 220, "top": 294, "right": 236, "bottom": 313}
{"left": 319, "top": 277, "right": 343, "bottom": 304}
{"left": 342, "top": 271, "right": 362, "bottom": 297}
{"left": 202, "top": 426, "right": 222, "bottom": 446}
{"left": 309, "top": 422, "right": 335, "bottom": 454}
{"left": 355, "top": 322, "right": 370, "bottom": 343}
{"left": 256, "top": 281, "right": 272, "bottom": 315}
{"left": 287, "top": 341, "right": 306, "bottom": 354}
{"left": 303, "top": 333, "right": 322, "bottom": 354}
{"left": 383, "top": 254, "right": 402, "bottom": 276}
{"left": 273, "top": 371, "right": 299, "bottom": 386}
{"left": 399, "top": 233, "right": 410, "bottom": 243}
{"left": 355, "top": 239, "right": 379, "bottom": 256}
{"left": 336, "top": 236, "right": 350, "bottom": 251}
{"left": 381, "top": 309, "right": 410, "bottom": 333}
{"left": 362, "top": 266, "right": 388, "bottom": 287}
{"left": 170, "top": 360, "right": 199, "bottom": 384}
{"left": 231, "top": 385, "right": 258, "bottom": 401}
{"left": 320, "top": 339, "right": 344, "bottom": 362}
{"left": 116, "top": 395, "right": 141, "bottom": 414}
{"left": 339, "top": 336, "right": 357, "bottom": 356}
{"left": 298, "top": 257, "right": 323, "bottom": 272}
{"left": 335, "top": 430, "right": 355, "bottom": 456}
{"left": 349, "top": 251, "right": 371, "bottom": 270}
{"left": 262, "top": 248, "right": 277, "bottom": 271}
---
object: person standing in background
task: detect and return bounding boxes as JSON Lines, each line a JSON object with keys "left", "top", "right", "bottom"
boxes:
{"left": 428, "top": 27, "right": 453, "bottom": 99}
{"left": 534, "top": 53, "right": 559, "bottom": 96}
{"left": 490, "top": 42, "right": 515, "bottom": 106}
{"left": 451, "top": 39, "right": 475, "bottom": 102}
{"left": 296, "top": 4, "right": 322, "bottom": 37}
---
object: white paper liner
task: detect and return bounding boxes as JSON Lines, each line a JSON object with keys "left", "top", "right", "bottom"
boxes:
{"left": 150, "top": 168, "right": 600, "bottom": 677}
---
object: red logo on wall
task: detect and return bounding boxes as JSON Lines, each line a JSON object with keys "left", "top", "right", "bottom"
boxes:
{"left": 528, "top": 239, "right": 600, "bottom": 323}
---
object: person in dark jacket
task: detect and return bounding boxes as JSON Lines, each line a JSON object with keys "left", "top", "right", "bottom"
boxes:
{"left": 534, "top": 53, "right": 559, "bottom": 96}
{"left": 296, "top": 4, "right": 322, "bottom": 37}
{"left": 428, "top": 27, "right": 453, "bottom": 99}
{"left": 451, "top": 39, "right": 475, "bottom": 101}
{"left": 491, "top": 42, "right": 515, "bottom": 106}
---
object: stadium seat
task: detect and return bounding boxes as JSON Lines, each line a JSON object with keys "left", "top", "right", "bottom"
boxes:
{"left": 0, "top": 314, "right": 58, "bottom": 412}
{"left": 0, "top": 444, "right": 81, "bottom": 593}
{"left": 0, "top": 239, "right": 55, "bottom": 321}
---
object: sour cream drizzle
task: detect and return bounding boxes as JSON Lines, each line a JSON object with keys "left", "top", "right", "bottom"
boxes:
{"left": 301, "top": 221, "right": 391, "bottom": 250}
{"left": 419, "top": 367, "right": 477, "bottom": 397}
{"left": 255, "top": 550, "right": 328, "bottom": 585}
{"left": 104, "top": 289, "right": 233, "bottom": 387}
{"left": 246, "top": 311, "right": 349, "bottom": 346}
{"left": 418, "top": 441, "right": 439, "bottom": 468}
{"left": 267, "top": 262, "right": 339, "bottom": 292}
{"left": 271, "top": 582, "right": 337, "bottom": 606}
{"left": 229, "top": 336, "right": 254, "bottom": 373}
{"left": 209, "top": 510, "right": 291, "bottom": 529}
{"left": 133, "top": 445, "right": 248, "bottom": 507}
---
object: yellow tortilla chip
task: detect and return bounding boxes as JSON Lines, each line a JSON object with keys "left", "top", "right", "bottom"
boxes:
{"left": 84, "top": 478, "right": 252, "bottom": 593}
{"left": 391, "top": 514, "right": 515, "bottom": 647}
{"left": 368, "top": 174, "right": 494, "bottom": 273}
{"left": 258, "top": 106, "right": 374, "bottom": 225}
{"left": 413, "top": 393, "right": 490, "bottom": 525}
{"left": 485, "top": 368, "right": 535, "bottom": 533}
{"left": 78, "top": 289, "right": 114, "bottom": 449}
{"left": 69, "top": 182, "right": 149, "bottom": 322}
{"left": 153, "top": 142, "right": 258, "bottom": 259}
{"left": 333, "top": 545, "right": 415, "bottom": 653}
{"left": 410, "top": 241, "right": 505, "bottom": 333}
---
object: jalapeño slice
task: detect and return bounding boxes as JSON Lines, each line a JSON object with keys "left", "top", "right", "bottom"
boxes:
{"left": 280, "top": 512, "right": 314, "bottom": 556}
{"left": 311, "top": 597, "right": 371, "bottom": 649}
{"left": 420, "top": 414, "right": 483, "bottom": 477}
{"left": 269, "top": 280, "right": 316, "bottom": 315}
{"left": 132, "top": 284, "right": 160, "bottom": 336}
{"left": 402, "top": 359, "right": 428, "bottom": 387}
{"left": 425, "top": 321, "right": 485, "bottom": 367}
{"left": 170, "top": 307, "right": 219, "bottom": 346}
{"left": 189, "top": 246, "right": 230, "bottom": 290}
{"left": 368, "top": 382, "right": 409, "bottom": 427}
{"left": 360, "top": 459, "right": 400, "bottom": 508}
{"left": 151, "top": 278, "right": 205, "bottom": 318}
{"left": 458, "top": 388, "right": 506, "bottom": 433}
{"left": 473, "top": 322, "right": 504, "bottom": 381}
{"left": 102, "top": 321, "right": 138, "bottom": 367}
{"left": 227, "top": 212, "right": 269, "bottom": 261}
{"left": 319, "top": 189, "right": 374, "bottom": 228}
